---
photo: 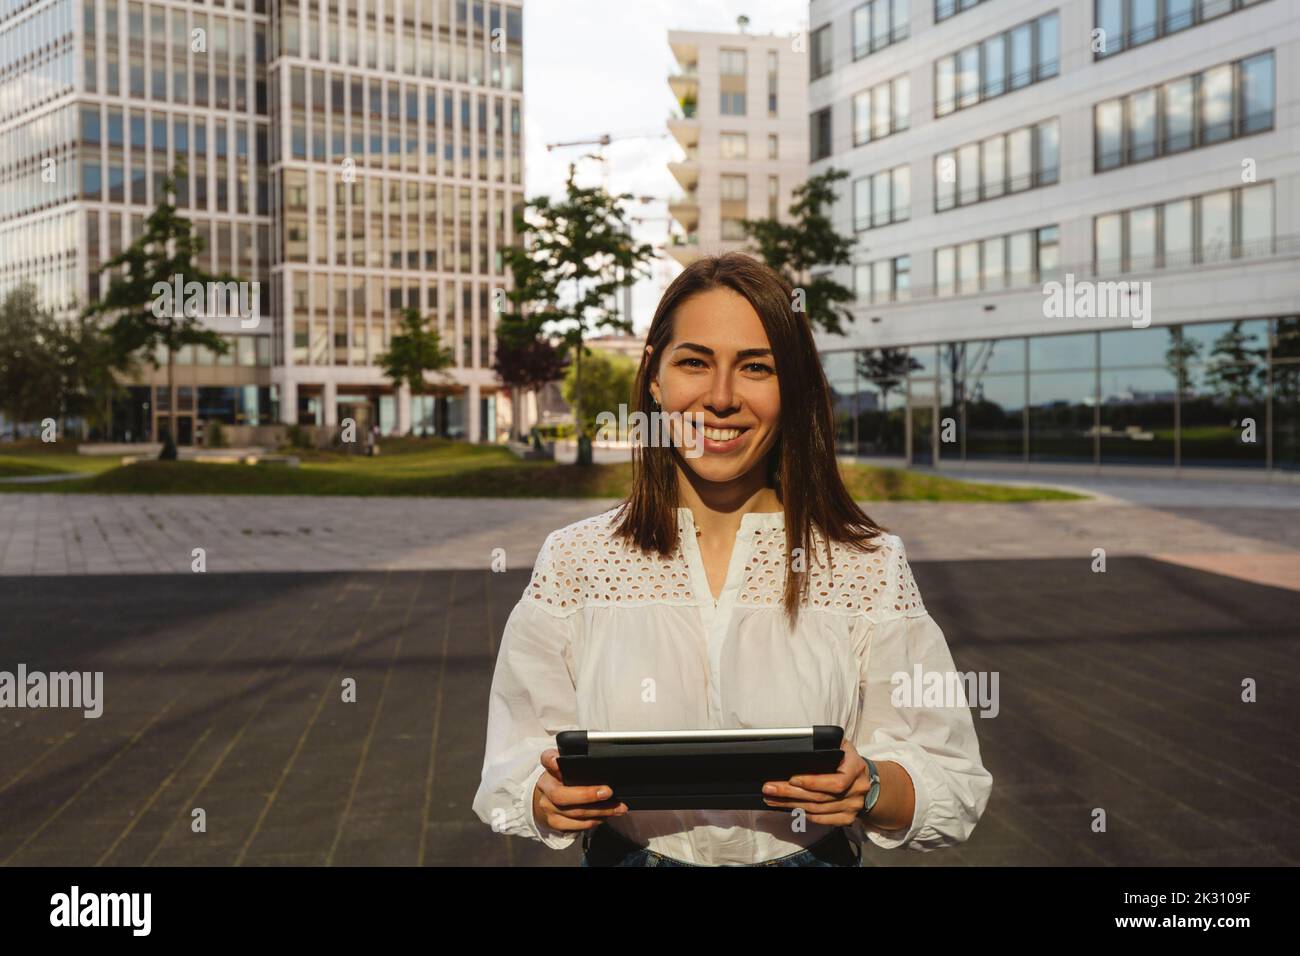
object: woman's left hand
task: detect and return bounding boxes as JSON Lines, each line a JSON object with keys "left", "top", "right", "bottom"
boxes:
{"left": 760, "top": 739, "right": 871, "bottom": 827}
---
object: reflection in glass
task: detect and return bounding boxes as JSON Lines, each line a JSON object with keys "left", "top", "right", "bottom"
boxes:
{"left": 1029, "top": 370, "right": 1096, "bottom": 462}
{"left": 1099, "top": 365, "right": 1175, "bottom": 464}
{"left": 966, "top": 374, "right": 1023, "bottom": 461}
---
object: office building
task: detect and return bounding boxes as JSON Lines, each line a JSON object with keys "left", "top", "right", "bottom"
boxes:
{"left": 808, "top": 0, "right": 1298, "bottom": 474}
{"left": 0, "top": 0, "right": 523, "bottom": 443}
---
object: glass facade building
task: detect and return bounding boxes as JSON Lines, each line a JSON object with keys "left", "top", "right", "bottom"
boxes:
{"left": 0, "top": 0, "right": 523, "bottom": 443}
{"left": 809, "top": 0, "right": 1298, "bottom": 475}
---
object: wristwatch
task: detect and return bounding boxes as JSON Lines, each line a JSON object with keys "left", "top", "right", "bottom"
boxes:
{"left": 859, "top": 757, "right": 881, "bottom": 819}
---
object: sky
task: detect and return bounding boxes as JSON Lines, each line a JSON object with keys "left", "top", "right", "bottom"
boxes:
{"left": 521, "top": 0, "right": 809, "bottom": 334}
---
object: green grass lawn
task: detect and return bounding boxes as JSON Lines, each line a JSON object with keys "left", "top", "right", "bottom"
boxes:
{"left": 0, "top": 438, "right": 1083, "bottom": 501}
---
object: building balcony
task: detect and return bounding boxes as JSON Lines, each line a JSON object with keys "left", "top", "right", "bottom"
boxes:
{"left": 667, "top": 159, "right": 698, "bottom": 191}
{"left": 667, "top": 192, "right": 699, "bottom": 232}
{"left": 668, "top": 37, "right": 699, "bottom": 71}
{"left": 667, "top": 115, "right": 699, "bottom": 148}
{"left": 668, "top": 71, "right": 699, "bottom": 108}
{"left": 667, "top": 232, "right": 701, "bottom": 266}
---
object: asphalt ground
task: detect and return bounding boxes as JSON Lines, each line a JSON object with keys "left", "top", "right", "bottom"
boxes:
{"left": 0, "top": 558, "right": 1296, "bottom": 866}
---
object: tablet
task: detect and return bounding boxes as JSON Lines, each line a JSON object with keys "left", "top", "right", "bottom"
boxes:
{"left": 555, "top": 726, "right": 846, "bottom": 811}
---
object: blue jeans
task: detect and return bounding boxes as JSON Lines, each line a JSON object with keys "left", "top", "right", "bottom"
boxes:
{"left": 580, "top": 823, "right": 861, "bottom": 867}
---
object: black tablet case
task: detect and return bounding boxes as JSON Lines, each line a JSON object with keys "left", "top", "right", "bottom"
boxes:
{"left": 555, "top": 726, "right": 846, "bottom": 811}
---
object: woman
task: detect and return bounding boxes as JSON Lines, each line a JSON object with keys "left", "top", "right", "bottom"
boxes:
{"left": 472, "top": 253, "right": 992, "bottom": 866}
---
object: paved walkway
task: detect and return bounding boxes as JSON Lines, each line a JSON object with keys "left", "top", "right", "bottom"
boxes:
{"left": 1, "top": 560, "right": 1295, "bottom": 866}
{"left": 1, "top": 492, "right": 1298, "bottom": 590}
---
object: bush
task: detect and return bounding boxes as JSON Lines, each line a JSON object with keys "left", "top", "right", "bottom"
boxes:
{"left": 207, "top": 419, "right": 228, "bottom": 448}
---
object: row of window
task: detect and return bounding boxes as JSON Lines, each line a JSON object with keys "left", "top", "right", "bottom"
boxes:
{"left": 78, "top": 108, "right": 271, "bottom": 218}
{"left": 935, "top": 12, "right": 1060, "bottom": 116}
{"left": 852, "top": 165, "right": 910, "bottom": 231}
{"left": 0, "top": 103, "right": 75, "bottom": 222}
{"left": 84, "top": 210, "right": 269, "bottom": 303}
{"left": 935, "top": 119, "right": 1059, "bottom": 212}
{"left": 853, "top": 255, "right": 912, "bottom": 305}
{"left": 288, "top": 274, "right": 496, "bottom": 369}
{"left": 1095, "top": 0, "right": 1270, "bottom": 60}
{"left": 0, "top": 0, "right": 71, "bottom": 73}
{"left": 852, "top": 0, "right": 910, "bottom": 60}
{"left": 936, "top": 226, "right": 1061, "bottom": 297}
{"left": 851, "top": 75, "right": 909, "bottom": 147}
{"left": 83, "top": 1, "right": 268, "bottom": 114}
{"left": 1095, "top": 51, "right": 1273, "bottom": 171}
{"left": 280, "top": 69, "right": 521, "bottom": 185}
{"left": 934, "top": 0, "right": 993, "bottom": 23}
{"left": 825, "top": 320, "right": 1300, "bottom": 470}
{"left": 134, "top": 335, "right": 274, "bottom": 369}
{"left": 844, "top": 179, "right": 1279, "bottom": 305}
{"left": 0, "top": 41, "right": 71, "bottom": 124}
{"left": 0, "top": 207, "right": 76, "bottom": 273}
{"left": 278, "top": 171, "right": 516, "bottom": 277}
{"left": 1094, "top": 182, "right": 1273, "bottom": 275}
{"left": 276, "top": 0, "right": 522, "bottom": 91}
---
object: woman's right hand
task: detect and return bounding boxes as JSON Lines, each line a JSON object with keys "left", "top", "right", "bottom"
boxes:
{"left": 532, "top": 748, "right": 628, "bottom": 832}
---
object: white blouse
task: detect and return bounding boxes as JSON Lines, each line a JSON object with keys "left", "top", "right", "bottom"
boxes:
{"left": 472, "top": 505, "right": 992, "bottom": 865}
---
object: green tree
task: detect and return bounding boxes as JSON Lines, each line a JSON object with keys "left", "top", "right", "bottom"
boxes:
{"left": 0, "top": 285, "right": 63, "bottom": 430}
{"left": 82, "top": 169, "right": 238, "bottom": 459}
{"left": 502, "top": 163, "right": 655, "bottom": 465}
{"left": 741, "top": 168, "right": 856, "bottom": 337}
{"left": 375, "top": 307, "right": 455, "bottom": 434}
{"left": 54, "top": 313, "right": 134, "bottom": 439}
{"left": 1203, "top": 321, "right": 1266, "bottom": 404}
{"left": 492, "top": 311, "right": 569, "bottom": 443}
{"left": 562, "top": 347, "right": 637, "bottom": 439}
{"left": 855, "top": 347, "right": 921, "bottom": 447}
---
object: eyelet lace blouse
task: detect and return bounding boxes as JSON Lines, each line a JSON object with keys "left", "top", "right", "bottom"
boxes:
{"left": 471, "top": 506, "right": 993, "bottom": 865}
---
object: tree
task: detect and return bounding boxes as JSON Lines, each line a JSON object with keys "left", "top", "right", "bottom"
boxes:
{"left": 53, "top": 314, "right": 134, "bottom": 440}
{"left": 375, "top": 307, "right": 455, "bottom": 434}
{"left": 562, "top": 347, "right": 637, "bottom": 439}
{"left": 1203, "top": 320, "right": 1266, "bottom": 404}
{"left": 492, "top": 311, "right": 569, "bottom": 443}
{"left": 741, "top": 168, "right": 856, "bottom": 337}
{"left": 0, "top": 285, "right": 63, "bottom": 431}
{"left": 82, "top": 169, "right": 238, "bottom": 459}
{"left": 501, "top": 163, "right": 655, "bottom": 465}
{"left": 855, "top": 347, "right": 922, "bottom": 448}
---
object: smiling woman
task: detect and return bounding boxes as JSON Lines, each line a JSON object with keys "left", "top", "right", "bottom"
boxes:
{"left": 472, "top": 253, "right": 992, "bottom": 867}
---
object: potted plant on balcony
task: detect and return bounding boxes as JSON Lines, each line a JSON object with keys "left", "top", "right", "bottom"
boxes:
{"left": 680, "top": 91, "right": 697, "bottom": 118}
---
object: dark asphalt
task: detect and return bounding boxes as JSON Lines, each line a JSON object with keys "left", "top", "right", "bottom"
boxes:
{"left": 0, "top": 558, "right": 1296, "bottom": 866}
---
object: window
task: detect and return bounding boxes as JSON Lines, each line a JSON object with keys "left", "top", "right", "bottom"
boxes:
{"left": 721, "top": 132, "right": 747, "bottom": 159}
{"left": 810, "top": 108, "right": 832, "bottom": 161}
{"left": 1091, "top": 182, "right": 1273, "bottom": 275}
{"left": 768, "top": 134, "right": 778, "bottom": 159}
{"left": 767, "top": 50, "right": 778, "bottom": 116}
{"left": 935, "top": 119, "right": 1058, "bottom": 211}
{"left": 768, "top": 176, "right": 779, "bottom": 218}
{"left": 1094, "top": 0, "right": 1269, "bottom": 59}
{"left": 720, "top": 49, "right": 746, "bottom": 75}
{"left": 1093, "top": 51, "right": 1274, "bottom": 171}
{"left": 720, "top": 174, "right": 747, "bottom": 201}
{"left": 721, "top": 218, "right": 746, "bottom": 240}
{"left": 811, "top": 24, "right": 832, "bottom": 80}
{"left": 853, "top": 165, "right": 909, "bottom": 230}
{"left": 936, "top": 226, "right": 1058, "bottom": 295}
{"left": 721, "top": 91, "right": 746, "bottom": 115}
{"left": 935, "top": 0, "right": 993, "bottom": 23}
{"left": 854, "top": 255, "right": 911, "bottom": 303}
{"left": 852, "top": 75, "right": 908, "bottom": 146}
{"left": 1241, "top": 53, "right": 1275, "bottom": 135}
{"left": 935, "top": 12, "right": 1059, "bottom": 116}
{"left": 852, "top": 0, "right": 909, "bottom": 59}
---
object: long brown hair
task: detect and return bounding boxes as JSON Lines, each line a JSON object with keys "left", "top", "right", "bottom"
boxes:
{"left": 611, "top": 252, "right": 886, "bottom": 627}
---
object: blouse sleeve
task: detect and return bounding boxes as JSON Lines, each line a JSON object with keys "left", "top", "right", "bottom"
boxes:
{"left": 847, "top": 535, "right": 993, "bottom": 852}
{"left": 471, "top": 531, "right": 582, "bottom": 850}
